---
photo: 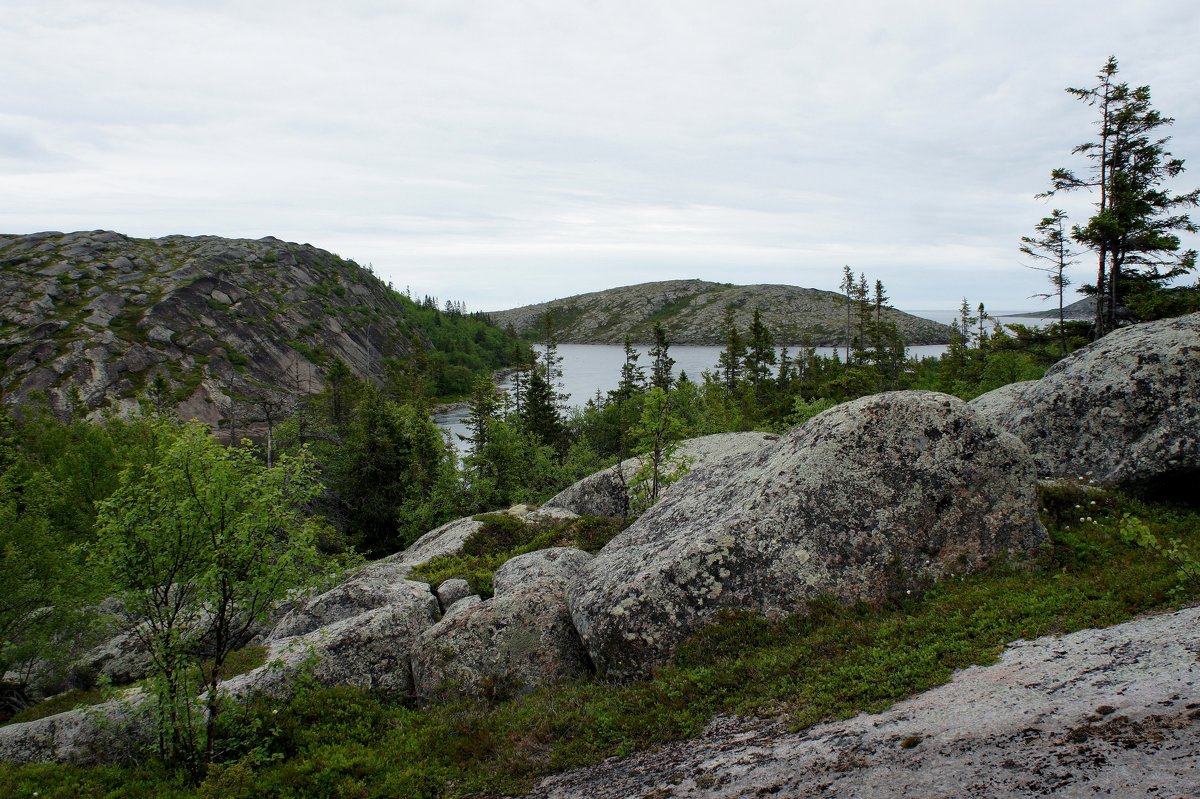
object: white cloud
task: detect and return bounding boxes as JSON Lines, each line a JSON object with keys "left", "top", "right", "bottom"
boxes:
{"left": 3, "top": 0, "right": 1199, "bottom": 313}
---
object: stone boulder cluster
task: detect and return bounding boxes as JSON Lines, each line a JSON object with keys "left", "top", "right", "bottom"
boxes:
{"left": 3, "top": 312, "right": 1198, "bottom": 766}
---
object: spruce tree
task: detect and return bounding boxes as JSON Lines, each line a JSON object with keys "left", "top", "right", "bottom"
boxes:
{"left": 649, "top": 322, "right": 675, "bottom": 391}
{"left": 744, "top": 307, "right": 777, "bottom": 392}
{"left": 1021, "top": 209, "right": 1079, "bottom": 355}
{"left": 1043, "top": 56, "right": 1199, "bottom": 333}
{"left": 716, "top": 305, "right": 746, "bottom": 390}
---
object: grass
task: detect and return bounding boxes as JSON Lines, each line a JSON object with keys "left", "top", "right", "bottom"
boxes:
{"left": 3, "top": 689, "right": 108, "bottom": 726}
{"left": 1, "top": 486, "right": 1196, "bottom": 798}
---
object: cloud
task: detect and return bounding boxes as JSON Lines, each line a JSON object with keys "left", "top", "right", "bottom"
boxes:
{"left": 2, "top": 0, "right": 1198, "bottom": 313}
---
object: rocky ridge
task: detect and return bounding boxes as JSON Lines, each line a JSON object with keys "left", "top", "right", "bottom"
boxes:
{"left": 0, "top": 231, "right": 430, "bottom": 423}
{"left": 488, "top": 279, "right": 952, "bottom": 346}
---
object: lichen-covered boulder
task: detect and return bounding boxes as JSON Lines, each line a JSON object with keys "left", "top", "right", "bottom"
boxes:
{"left": 223, "top": 590, "right": 439, "bottom": 698}
{"left": 969, "top": 313, "right": 1200, "bottom": 495}
{"left": 393, "top": 516, "right": 483, "bottom": 568}
{"left": 411, "top": 587, "right": 591, "bottom": 700}
{"left": 268, "top": 565, "right": 430, "bottom": 640}
{"left": 569, "top": 391, "right": 1046, "bottom": 678}
{"left": 435, "top": 578, "right": 473, "bottom": 612}
{"left": 0, "top": 692, "right": 150, "bottom": 765}
{"left": 544, "top": 432, "right": 777, "bottom": 517}
{"left": 492, "top": 547, "right": 594, "bottom": 597}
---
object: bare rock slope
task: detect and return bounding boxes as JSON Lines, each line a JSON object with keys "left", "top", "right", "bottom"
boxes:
{"left": 489, "top": 279, "right": 952, "bottom": 346}
{"left": 527, "top": 605, "right": 1200, "bottom": 799}
{"left": 0, "top": 230, "right": 517, "bottom": 423}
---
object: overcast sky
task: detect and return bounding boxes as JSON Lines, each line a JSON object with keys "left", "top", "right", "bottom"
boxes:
{"left": 4, "top": 1, "right": 1199, "bottom": 313}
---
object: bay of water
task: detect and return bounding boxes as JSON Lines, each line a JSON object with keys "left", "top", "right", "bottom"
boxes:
{"left": 434, "top": 310, "right": 1057, "bottom": 449}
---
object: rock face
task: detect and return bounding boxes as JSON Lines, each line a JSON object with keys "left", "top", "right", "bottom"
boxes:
{"left": 545, "top": 432, "right": 777, "bottom": 517}
{"left": 970, "top": 312, "right": 1200, "bottom": 495}
{"left": 412, "top": 548, "right": 595, "bottom": 699}
{"left": 525, "top": 605, "right": 1200, "bottom": 799}
{"left": 223, "top": 591, "right": 440, "bottom": 699}
{"left": 268, "top": 565, "right": 432, "bottom": 640}
{"left": 0, "top": 231, "right": 520, "bottom": 425}
{"left": 488, "top": 279, "right": 953, "bottom": 346}
{"left": 569, "top": 391, "right": 1046, "bottom": 678}
{"left": 0, "top": 694, "right": 151, "bottom": 766}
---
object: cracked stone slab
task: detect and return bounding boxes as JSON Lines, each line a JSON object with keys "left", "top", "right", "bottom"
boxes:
{"left": 526, "top": 605, "right": 1200, "bottom": 798}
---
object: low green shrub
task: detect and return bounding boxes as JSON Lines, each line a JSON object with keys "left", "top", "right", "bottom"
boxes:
{"left": 3, "top": 490, "right": 1196, "bottom": 798}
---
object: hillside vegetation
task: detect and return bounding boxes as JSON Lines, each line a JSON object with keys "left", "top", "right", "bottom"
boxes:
{"left": 0, "top": 231, "right": 528, "bottom": 423}
{"left": 489, "top": 279, "right": 953, "bottom": 345}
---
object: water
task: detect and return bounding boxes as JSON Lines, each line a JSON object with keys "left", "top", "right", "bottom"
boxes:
{"left": 437, "top": 339, "right": 963, "bottom": 450}
{"left": 434, "top": 310, "right": 1061, "bottom": 449}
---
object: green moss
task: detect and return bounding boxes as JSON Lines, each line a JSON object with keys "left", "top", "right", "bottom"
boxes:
{"left": 411, "top": 514, "right": 626, "bottom": 597}
{"left": 2, "top": 689, "right": 108, "bottom": 726}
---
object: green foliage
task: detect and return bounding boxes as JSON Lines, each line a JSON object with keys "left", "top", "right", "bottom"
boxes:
{"left": 628, "top": 388, "right": 690, "bottom": 516}
{"left": 3, "top": 688, "right": 107, "bottom": 726}
{"left": 411, "top": 514, "right": 627, "bottom": 597}
{"left": 94, "top": 420, "right": 323, "bottom": 772}
{"left": 8, "top": 487, "right": 1193, "bottom": 797}
{"left": 1043, "top": 57, "right": 1200, "bottom": 333}
{"left": 323, "top": 384, "right": 460, "bottom": 556}
{"left": 1117, "top": 512, "right": 1200, "bottom": 595}
{"left": 787, "top": 396, "right": 837, "bottom": 427}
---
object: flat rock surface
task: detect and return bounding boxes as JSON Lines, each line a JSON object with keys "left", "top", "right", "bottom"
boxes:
{"left": 526, "top": 605, "right": 1200, "bottom": 798}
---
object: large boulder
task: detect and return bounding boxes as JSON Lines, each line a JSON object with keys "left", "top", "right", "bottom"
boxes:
{"left": 969, "top": 312, "right": 1200, "bottom": 496}
{"left": 412, "top": 548, "right": 594, "bottom": 699}
{"left": 268, "top": 563, "right": 428, "bottom": 640}
{"left": 0, "top": 693, "right": 150, "bottom": 766}
{"left": 545, "top": 432, "right": 777, "bottom": 517}
{"left": 569, "top": 391, "right": 1046, "bottom": 678}
{"left": 492, "top": 547, "right": 594, "bottom": 597}
{"left": 223, "top": 590, "right": 439, "bottom": 698}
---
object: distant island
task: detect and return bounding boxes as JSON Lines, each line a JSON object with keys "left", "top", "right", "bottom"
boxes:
{"left": 489, "top": 279, "right": 953, "bottom": 346}
{"left": 1000, "top": 296, "right": 1096, "bottom": 320}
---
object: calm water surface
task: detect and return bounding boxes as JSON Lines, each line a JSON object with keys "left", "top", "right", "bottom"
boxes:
{"left": 434, "top": 310, "right": 1055, "bottom": 449}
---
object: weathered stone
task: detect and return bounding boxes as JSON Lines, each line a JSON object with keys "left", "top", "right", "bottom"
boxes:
{"left": 223, "top": 594, "right": 439, "bottom": 699}
{"left": 268, "top": 562, "right": 427, "bottom": 640}
{"left": 569, "top": 391, "right": 1045, "bottom": 678}
{"left": 79, "top": 627, "right": 153, "bottom": 686}
{"left": 492, "top": 547, "right": 593, "bottom": 597}
{"left": 0, "top": 692, "right": 151, "bottom": 766}
{"left": 392, "top": 516, "right": 483, "bottom": 567}
{"left": 545, "top": 432, "right": 778, "bottom": 517}
{"left": 443, "top": 594, "right": 481, "bottom": 621}
{"left": 436, "top": 578, "right": 473, "bottom": 612}
{"left": 525, "top": 605, "right": 1200, "bottom": 799}
{"left": 969, "top": 313, "right": 1200, "bottom": 495}
{"left": 83, "top": 292, "right": 124, "bottom": 326}
{"left": 412, "top": 587, "right": 590, "bottom": 700}
{"left": 391, "top": 504, "right": 540, "bottom": 567}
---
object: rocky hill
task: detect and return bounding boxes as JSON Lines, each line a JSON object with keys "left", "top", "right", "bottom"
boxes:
{"left": 0, "top": 231, "right": 520, "bottom": 426}
{"left": 1004, "top": 296, "right": 1096, "bottom": 320}
{"left": 489, "top": 279, "right": 953, "bottom": 346}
